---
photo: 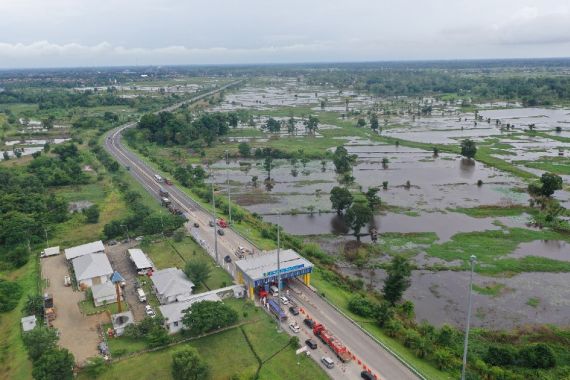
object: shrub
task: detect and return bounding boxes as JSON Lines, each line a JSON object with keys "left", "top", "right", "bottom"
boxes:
{"left": 518, "top": 343, "right": 557, "bottom": 369}
{"left": 485, "top": 346, "right": 517, "bottom": 367}
{"left": 0, "top": 279, "right": 23, "bottom": 312}
{"left": 347, "top": 295, "right": 378, "bottom": 318}
{"left": 433, "top": 348, "right": 458, "bottom": 371}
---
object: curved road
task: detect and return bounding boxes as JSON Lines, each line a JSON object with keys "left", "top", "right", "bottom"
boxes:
{"left": 103, "top": 83, "right": 420, "bottom": 380}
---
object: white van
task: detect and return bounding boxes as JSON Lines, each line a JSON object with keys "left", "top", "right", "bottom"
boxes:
{"left": 321, "top": 357, "right": 335, "bottom": 369}
{"left": 137, "top": 288, "right": 147, "bottom": 303}
{"left": 269, "top": 286, "right": 279, "bottom": 296}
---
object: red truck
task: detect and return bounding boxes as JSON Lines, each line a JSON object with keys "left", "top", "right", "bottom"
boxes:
{"left": 217, "top": 218, "right": 228, "bottom": 228}
{"left": 313, "top": 322, "right": 352, "bottom": 362}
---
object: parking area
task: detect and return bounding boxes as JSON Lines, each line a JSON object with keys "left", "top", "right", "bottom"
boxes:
{"left": 41, "top": 254, "right": 108, "bottom": 364}
{"left": 106, "top": 241, "right": 147, "bottom": 321}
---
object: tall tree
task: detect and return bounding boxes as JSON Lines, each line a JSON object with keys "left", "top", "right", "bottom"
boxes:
{"left": 370, "top": 114, "right": 379, "bottom": 132}
{"left": 172, "top": 347, "right": 210, "bottom": 380}
{"left": 263, "top": 156, "right": 273, "bottom": 180}
{"left": 383, "top": 255, "right": 412, "bottom": 305}
{"left": 330, "top": 186, "right": 353, "bottom": 215}
{"left": 365, "top": 187, "right": 381, "bottom": 211}
{"left": 332, "top": 146, "right": 355, "bottom": 173}
{"left": 182, "top": 301, "right": 238, "bottom": 336}
{"left": 184, "top": 260, "right": 211, "bottom": 288}
{"left": 538, "top": 172, "right": 563, "bottom": 197}
{"left": 345, "top": 202, "right": 372, "bottom": 241}
{"left": 31, "top": 348, "right": 74, "bottom": 380}
{"left": 304, "top": 115, "right": 319, "bottom": 135}
{"left": 460, "top": 139, "right": 477, "bottom": 159}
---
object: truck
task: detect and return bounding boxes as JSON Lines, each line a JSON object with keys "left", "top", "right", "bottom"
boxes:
{"left": 161, "top": 197, "right": 171, "bottom": 207}
{"left": 217, "top": 218, "right": 228, "bottom": 228}
{"left": 267, "top": 299, "right": 287, "bottom": 321}
{"left": 313, "top": 323, "right": 352, "bottom": 362}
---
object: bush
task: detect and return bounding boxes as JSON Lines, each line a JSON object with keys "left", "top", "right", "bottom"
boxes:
{"left": 0, "top": 279, "right": 23, "bottom": 312}
{"left": 23, "top": 327, "right": 59, "bottom": 362}
{"left": 519, "top": 343, "right": 556, "bottom": 369}
{"left": 434, "top": 348, "right": 458, "bottom": 371}
{"left": 172, "top": 347, "right": 210, "bottom": 380}
{"left": 347, "top": 295, "right": 378, "bottom": 318}
{"left": 84, "top": 205, "right": 100, "bottom": 224}
{"left": 31, "top": 348, "right": 75, "bottom": 380}
{"left": 485, "top": 345, "right": 517, "bottom": 367}
{"left": 83, "top": 357, "right": 107, "bottom": 379}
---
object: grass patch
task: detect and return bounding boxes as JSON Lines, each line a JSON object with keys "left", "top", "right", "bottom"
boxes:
{"left": 426, "top": 228, "right": 570, "bottom": 274}
{"left": 451, "top": 205, "right": 531, "bottom": 218}
{"left": 526, "top": 297, "right": 541, "bottom": 308}
{"left": 377, "top": 232, "right": 439, "bottom": 257}
{"left": 78, "top": 299, "right": 129, "bottom": 316}
{"left": 472, "top": 283, "right": 506, "bottom": 297}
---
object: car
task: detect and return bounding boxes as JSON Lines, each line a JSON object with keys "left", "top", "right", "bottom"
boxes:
{"left": 303, "top": 318, "right": 315, "bottom": 328}
{"left": 145, "top": 305, "right": 155, "bottom": 317}
{"left": 321, "top": 357, "right": 335, "bottom": 369}
{"left": 164, "top": 179, "right": 173, "bottom": 185}
{"left": 224, "top": 255, "right": 232, "bottom": 263}
{"left": 289, "top": 306, "right": 299, "bottom": 315}
{"left": 361, "top": 371, "right": 374, "bottom": 380}
{"left": 217, "top": 229, "right": 225, "bottom": 236}
{"left": 279, "top": 296, "right": 289, "bottom": 305}
{"left": 209, "top": 220, "right": 215, "bottom": 227}
{"left": 125, "top": 165, "right": 130, "bottom": 171}
{"left": 193, "top": 222, "right": 200, "bottom": 228}
{"left": 289, "top": 322, "right": 300, "bottom": 333}
{"left": 305, "top": 339, "right": 318, "bottom": 350}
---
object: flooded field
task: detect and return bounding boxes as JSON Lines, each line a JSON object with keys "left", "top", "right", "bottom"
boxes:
{"left": 340, "top": 268, "right": 570, "bottom": 329}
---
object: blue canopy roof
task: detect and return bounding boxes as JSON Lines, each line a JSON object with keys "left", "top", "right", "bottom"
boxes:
{"left": 111, "top": 271, "right": 125, "bottom": 283}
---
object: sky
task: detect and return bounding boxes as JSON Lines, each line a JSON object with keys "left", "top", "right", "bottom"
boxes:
{"left": 0, "top": 0, "right": 569, "bottom": 68}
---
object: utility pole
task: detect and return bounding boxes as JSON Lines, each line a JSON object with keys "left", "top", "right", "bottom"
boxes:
{"left": 276, "top": 211, "right": 282, "bottom": 332}
{"left": 43, "top": 227, "right": 49, "bottom": 248}
{"left": 121, "top": 224, "right": 130, "bottom": 242}
{"left": 212, "top": 180, "right": 218, "bottom": 265}
{"left": 225, "top": 150, "right": 232, "bottom": 225}
{"left": 461, "top": 255, "right": 477, "bottom": 380}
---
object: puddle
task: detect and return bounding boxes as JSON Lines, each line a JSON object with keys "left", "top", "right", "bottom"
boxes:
{"left": 508, "top": 240, "right": 570, "bottom": 262}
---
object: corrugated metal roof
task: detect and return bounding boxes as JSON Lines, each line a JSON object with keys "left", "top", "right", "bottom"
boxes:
{"left": 235, "top": 249, "right": 313, "bottom": 281}
{"left": 72, "top": 253, "right": 113, "bottom": 281}
{"left": 128, "top": 249, "right": 154, "bottom": 270}
{"left": 151, "top": 268, "right": 194, "bottom": 299}
{"left": 91, "top": 282, "right": 117, "bottom": 299}
{"left": 159, "top": 293, "right": 221, "bottom": 323}
{"left": 65, "top": 240, "right": 105, "bottom": 260}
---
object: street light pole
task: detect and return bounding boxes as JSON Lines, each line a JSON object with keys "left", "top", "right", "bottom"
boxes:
{"left": 212, "top": 180, "right": 218, "bottom": 265}
{"left": 276, "top": 211, "right": 282, "bottom": 332}
{"left": 225, "top": 150, "right": 232, "bottom": 225}
{"left": 461, "top": 255, "right": 477, "bottom": 380}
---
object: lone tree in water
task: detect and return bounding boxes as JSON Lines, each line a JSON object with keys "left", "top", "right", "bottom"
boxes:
{"left": 330, "top": 186, "right": 353, "bottom": 215}
{"left": 383, "top": 255, "right": 412, "bottom": 305}
{"left": 460, "top": 139, "right": 477, "bottom": 159}
{"left": 345, "top": 202, "right": 372, "bottom": 242}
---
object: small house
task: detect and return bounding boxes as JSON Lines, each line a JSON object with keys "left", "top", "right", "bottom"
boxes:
{"left": 72, "top": 253, "right": 113, "bottom": 288}
{"left": 159, "top": 293, "right": 221, "bottom": 334}
{"left": 91, "top": 282, "right": 122, "bottom": 307}
{"left": 21, "top": 315, "right": 37, "bottom": 332}
{"left": 151, "top": 268, "right": 195, "bottom": 305}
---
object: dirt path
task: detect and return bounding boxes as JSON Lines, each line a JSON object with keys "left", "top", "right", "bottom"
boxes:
{"left": 41, "top": 254, "right": 108, "bottom": 364}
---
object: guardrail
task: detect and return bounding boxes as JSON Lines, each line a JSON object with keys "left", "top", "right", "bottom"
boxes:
{"left": 309, "top": 285, "right": 428, "bottom": 380}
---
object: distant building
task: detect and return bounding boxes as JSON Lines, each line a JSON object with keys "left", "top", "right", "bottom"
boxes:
{"left": 21, "top": 315, "right": 37, "bottom": 332}
{"left": 91, "top": 282, "right": 121, "bottom": 307}
{"left": 72, "top": 253, "right": 113, "bottom": 288}
{"left": 151, "top": 268, "right": 195, "bottom": 305}
{"left": 64, "top": 240, "right": 105, "bottom": 261}
{"left": 128, "top": 249, "right": 154, "bottom": 275}
{"left": 159, "top": 293, "right": 221, "bottom": 334}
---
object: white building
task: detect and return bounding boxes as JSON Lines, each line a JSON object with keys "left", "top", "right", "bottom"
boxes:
{"left": 40, "top": 246, "right": 60, "bottom": 258}
{"left": 21, "top": 315, "right": 37, "bottom": 332}
{"left": 91, "top": 282, "right": 122, "bottom": 307}
{"left": 128, "top": 249, "right": 154, "bottom": 275}
{"left": 72, "top": 253, "right": 113, "bottom": 288}
{"left": 159, "top": 293, "right": 221, "bottom": 334}
{"left": 151, "top": 268, "right": 195, "bottom": 305}
{"left": 64, "top": 240, "right": 105, "bottom": 261}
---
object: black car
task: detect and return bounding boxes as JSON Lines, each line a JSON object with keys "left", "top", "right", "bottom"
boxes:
{"left": 303, "top": 318, "right": 315, "bottom": 328}
{"left": 289, "top": 306, "right": 299, "bottom": 315}
{"left": 305, "top": 339, "right": 317, "bottom": 350}
{"left": 193, "top": 222, "right": 199, "bottom": 228}
{"left": 224, "top": 255, "right": 232, "bottom": 263}
{"left": 361, "top": 371, "right": 374, "bottom": 380}
{"left": 217, "top": 229, "right": 225, "bottom": 236}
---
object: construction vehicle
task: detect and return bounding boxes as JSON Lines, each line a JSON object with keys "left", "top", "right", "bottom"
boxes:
{"left": 313, "top": 322, "right": 352, "bottom": 362}
{"left": 267, "top": 299, "right": 287, "bottom": 321}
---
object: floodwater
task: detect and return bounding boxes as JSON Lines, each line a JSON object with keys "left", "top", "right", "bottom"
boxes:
{"left": 341, "top": 268, "right": 570, "bottom": 329}
{"left": 508, "top": 240, "right": 570, "bottom": 262}
{"left": 479, "top": 107, "right": 570, "bottom": 131}
{"left": 265, "top": 212, "right": 529, "bottom": 242}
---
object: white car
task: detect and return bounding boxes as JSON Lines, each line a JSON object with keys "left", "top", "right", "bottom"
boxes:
{"left": 145, "top": 305, "right": 156, "bottom": 318}
{"left": 289, "top": 321, "right": 300, "bottom": 333}
{"left": 280, "top": 296, "right": 289, "bottom": 305}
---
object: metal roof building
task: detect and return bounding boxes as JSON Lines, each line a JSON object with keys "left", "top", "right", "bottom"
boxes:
{"left": 65, "top": 240, "right": 105, "bottom": 260}
{"left": 160, "top": 292, "right": 221, "bottom": 334}
{"left": 235, "top": 249, "right": 313, "bottom": 299}
{"left": 72, "top": 253, "right": 113, "bottom": 288}
{"left": 40, "top": 246, "right": 60, "bottom": 258}
{"left": 151, "top": 268, "right": 195, "bottom": 305}
{"left": 128, "top": 249, "right": 154, "bottom": 274}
